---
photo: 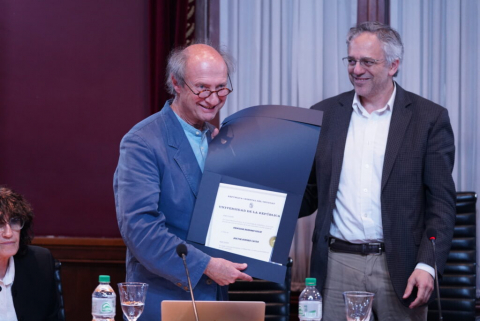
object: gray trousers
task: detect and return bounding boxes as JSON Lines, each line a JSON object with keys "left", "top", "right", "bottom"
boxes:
{"left": 322, "top": 249, "right": 427, "bottom": 321}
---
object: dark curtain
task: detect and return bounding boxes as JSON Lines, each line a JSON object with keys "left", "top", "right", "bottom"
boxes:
{"left": 149, "top": 0, "right": 195, "bottom": 114}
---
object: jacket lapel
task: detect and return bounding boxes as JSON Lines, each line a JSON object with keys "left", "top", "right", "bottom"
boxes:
{"left": 329, "top": 92, "right": 354, "bottom": 205}
{"left": 162, "top": 105, "right": 203, "bottom": 197}
{"left": 381, "top": 84, "right": 412, "bottom": 191}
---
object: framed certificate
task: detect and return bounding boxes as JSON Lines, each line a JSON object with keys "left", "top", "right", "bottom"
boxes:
{"left": 187, "top": 105, "right": 322, "bottom": 283}
{"left": 205, "top": 183, "right": 286, "bottom": 262}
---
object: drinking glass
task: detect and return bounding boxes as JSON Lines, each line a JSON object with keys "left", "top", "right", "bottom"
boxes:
{"left": 118, "top": 282, "right": 149, "bottom": 321}
{"left": 343, "top": 291, "right": 374, "bottom": 321}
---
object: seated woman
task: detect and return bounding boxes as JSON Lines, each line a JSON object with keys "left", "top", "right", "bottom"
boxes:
{"left": 0, "top": 186, "right": 60, "bottom": 321}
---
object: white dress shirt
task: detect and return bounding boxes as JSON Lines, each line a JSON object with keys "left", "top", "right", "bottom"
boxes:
{"left": 330, "top": 87, "right": 395, "bottom": 243}
{"left": 330, "top": 84, "right": 434, "bottom": 278}
{"left": 0, "top": 256, "right": 18, "bottom": 321}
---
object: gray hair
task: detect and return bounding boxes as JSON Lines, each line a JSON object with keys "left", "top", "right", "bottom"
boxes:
{"left": 347, "top": 21, "right": 404, "bottom": 75}
{"left": 165, "top": 43, "right": 235, "bottom": 96}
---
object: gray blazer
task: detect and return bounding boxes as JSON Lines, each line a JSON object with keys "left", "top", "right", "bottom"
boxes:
{"left": 301, "top": 83, "right": 456, "bottom": 306}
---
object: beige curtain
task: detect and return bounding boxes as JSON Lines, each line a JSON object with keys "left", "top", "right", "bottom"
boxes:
{"left": 390, "top": 0, "right": 480, "bottom": 297}
{"left": 218, "top": 0, "right": 357, "bottom": 290}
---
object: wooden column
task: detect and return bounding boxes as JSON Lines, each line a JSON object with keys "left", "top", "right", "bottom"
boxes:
{"left": 357, "top": 0, "right": 390, "bottom": 24}
{"left": 195, "top": 0, "right": 221, "bottom": 128}
{"left": 195, "top": 0, "right": 219, "bottom": 45}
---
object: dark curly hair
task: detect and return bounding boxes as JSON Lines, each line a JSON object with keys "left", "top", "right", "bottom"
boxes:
{"left": 0, "top": 186, "right": 34, "bottom": 255}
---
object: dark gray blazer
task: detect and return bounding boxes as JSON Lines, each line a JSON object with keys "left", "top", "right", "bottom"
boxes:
{"left": 301, "top": 83, "right": 456, "bottom": 306}
{"left": 12, "top": 245, "right": 60, "bottom": 321}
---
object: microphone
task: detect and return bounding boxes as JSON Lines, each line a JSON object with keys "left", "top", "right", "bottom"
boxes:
{"left": 427, "top": 228, "right": 443, "bottom": 321}
{"left": 176, "top": 243, "right": 188, "bottom": 257}
{"left": 176, "top": 243, "right": 199, "bottom": 321}
{"left": 427, "top": 228, "right": 437, "bottom": 240}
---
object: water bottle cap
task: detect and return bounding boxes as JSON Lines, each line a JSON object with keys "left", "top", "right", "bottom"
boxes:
{"left": 305, "top": 277, "right": 316, "bottom": 286}
{"left": 99, "top": 275, "right": 110, "bottom": 283}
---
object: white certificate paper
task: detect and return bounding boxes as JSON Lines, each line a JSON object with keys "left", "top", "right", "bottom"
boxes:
{"left": 205, "top": 183, "right": 287, "bottom": 262}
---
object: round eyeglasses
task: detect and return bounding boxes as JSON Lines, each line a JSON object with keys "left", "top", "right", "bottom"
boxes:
{"left": 0, "top": 217, "right": 25, "bottom": 233}
{"left": 342, "top": 57, "right": 385, "bottom": 68}
{"left": 184, "top": 74, "right": 234, "bottom": 99}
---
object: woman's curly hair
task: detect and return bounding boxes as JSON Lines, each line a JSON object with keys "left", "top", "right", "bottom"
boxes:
{"left": 0, "top": 186, "right": 34, "bottom": 255}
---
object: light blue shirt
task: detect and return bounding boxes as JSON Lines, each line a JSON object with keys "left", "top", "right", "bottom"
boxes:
{"left": 174, "top": 112, "right": 209, "bottom": 171}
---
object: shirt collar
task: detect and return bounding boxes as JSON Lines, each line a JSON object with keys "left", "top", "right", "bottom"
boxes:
{"left": 1, "top": 257, "right": 15, "bottom": 286}
{"left": 173, "top": 112, "right": 209, "bottom": 137}
{"left": 352, "top": 82, "right": 397, "bottom": 116}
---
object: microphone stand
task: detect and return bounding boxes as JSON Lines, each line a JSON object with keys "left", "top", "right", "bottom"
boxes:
{"left": 181, "top": 253, "right": 199, "bottom": 321}
{"left": 431, "top": 238, "right": 443, "bottom": 321}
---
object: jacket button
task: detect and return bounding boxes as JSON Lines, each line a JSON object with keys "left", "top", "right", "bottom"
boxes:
{"left": 183, "top": 286, "right": 189, "bottom": 291}
{"left": 176, "top": 283, "right": 182, "bottom": 287}
{"left": 206, "top": 279, "right": 213, "bottom": 285}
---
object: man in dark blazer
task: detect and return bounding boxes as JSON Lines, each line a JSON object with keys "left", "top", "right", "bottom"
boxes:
{"left": 114, "top": 44, "right": 252, "bottom": 320}
{"left": 301, "top": 22, "right": 456, "bottom": 320}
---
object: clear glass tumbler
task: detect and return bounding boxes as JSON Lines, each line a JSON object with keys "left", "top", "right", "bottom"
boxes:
{"left": 117, "top": 282, "right": 149, "bottom": 321}
{"left": 343, "top": 291, "right": 374, "bottom": 321}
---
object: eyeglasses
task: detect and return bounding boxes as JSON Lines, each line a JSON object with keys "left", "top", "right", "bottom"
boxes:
{"left": 184, "top": 74, "right": 234, "bottom": 99}
{"left": 0, "top": 217, "right": 25, "bottom": 233}
{"left": 342, "top": 57, "right": 385, "bottom": 68}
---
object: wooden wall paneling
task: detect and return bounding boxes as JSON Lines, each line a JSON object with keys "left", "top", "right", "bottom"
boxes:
{"left": 33, "top": 237, "right": 127, "bottom": 321}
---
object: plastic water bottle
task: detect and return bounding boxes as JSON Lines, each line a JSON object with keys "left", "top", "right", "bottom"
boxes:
{"left": 299, "top": 277, "right": 322, "bottom": 321}
{"left": 92, "top": 275, "right": 116, "bottom": 321}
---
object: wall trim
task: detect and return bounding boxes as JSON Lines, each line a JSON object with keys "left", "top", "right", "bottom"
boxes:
{"left": 32, "top": 237, "right": 126, "bottom": 264}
